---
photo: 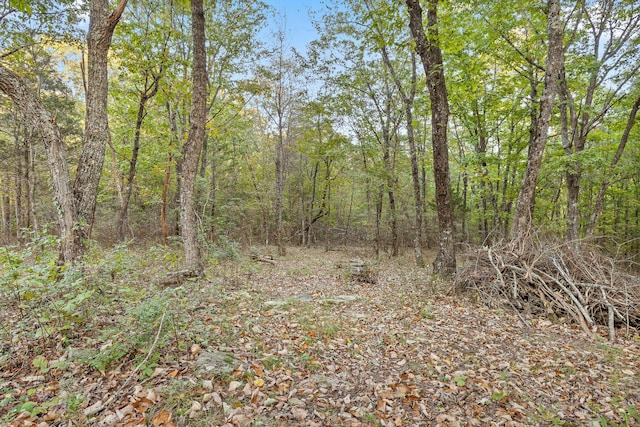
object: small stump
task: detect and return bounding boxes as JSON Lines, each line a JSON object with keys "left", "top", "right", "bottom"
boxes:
{"left": 349, "top": 259, "right": 377, "bottom": 284}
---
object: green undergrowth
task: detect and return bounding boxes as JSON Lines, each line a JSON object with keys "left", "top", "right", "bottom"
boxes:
{"left": 0, "top": 233, "right": 267, "bottom": 423}
{"left": 2, "top": 238, "right": 638, "bottom": 426}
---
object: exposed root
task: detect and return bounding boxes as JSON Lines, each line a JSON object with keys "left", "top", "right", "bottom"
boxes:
{"left": 454, "top": 239, "right": 640, "bottom": 340}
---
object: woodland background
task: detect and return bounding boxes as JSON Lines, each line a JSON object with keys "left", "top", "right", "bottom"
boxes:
{"left": 1, "top": 0, "right": 640, "bottom": 425}
{"left": 0, "top": 0, "right": 638, "bottom": 266}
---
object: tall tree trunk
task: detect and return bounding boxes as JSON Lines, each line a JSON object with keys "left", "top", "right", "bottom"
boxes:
{"left": 74, "top": 0, "right": 128, "bottom": 242}
{"left": 0, "top": 64, "right": 79, "bottom": 262}
{"left": 1, "top": 174, "right": 9, "bottom": 235}
{"left": 161, "top": 151, "right": 172, "bottom": 245}
{"left": 364, "top": 0, "right": 424, "bottom": 267}
{"left": 586, "top": 96, "right": 640, "bottom": 237}
{"left": 406, "top": 0, "right": 456, "bottom": 277}
{"left": 383, "top": 130, "right": 398, "bottom": 257}
{"left": 116, "top": 72, "right": 161, "bottom": 241}
{"left": 13, "top": 115, "right": 23, "bottom": 239}
{"left": 207, "top": 145, "right": 217, "bottom": 240}
{"left": 305, "top": 161, "right": 319, "bottom": 247}
{"left": 180, "top": 0, "right": 207, "bottom": 274}
{"left": 275, "top": 130, "right": 286, "bottom": 256}
{"left": 510, "top": 0, "right": 563, "bottom": 245}
{"left": 25, "top": 136, "right": 38, "bottom": 230}
{"left": 560, "top": 0, "right": 640, "bottom": 243}
{"left": 166, "top": 101, "right": 182, "bottom": 236}
{"left": 380, "top": 48, "right": 424, "bottom": 266}
{"left": 559, "top": 69, "right": 581, "bottom": 242}
{"left": 375, "top": 186, "right": 383, "bottom": 256}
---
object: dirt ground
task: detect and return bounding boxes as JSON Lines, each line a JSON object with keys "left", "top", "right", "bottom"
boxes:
{"left": 2, "top": 246, "right": 639, "bottom": 426}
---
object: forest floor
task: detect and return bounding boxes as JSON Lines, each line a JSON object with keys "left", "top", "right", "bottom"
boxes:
{"left": 1, "top": 245, "right": 639, "bottom": 426}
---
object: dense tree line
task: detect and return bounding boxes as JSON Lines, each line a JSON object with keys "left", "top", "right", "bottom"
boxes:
{"left": 1, "top": 0, "right": 639, "bottom": 275}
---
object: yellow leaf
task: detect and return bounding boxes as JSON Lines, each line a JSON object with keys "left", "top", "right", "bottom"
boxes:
{"left": 253, "top": 378, "right": 265, "bottom": 387}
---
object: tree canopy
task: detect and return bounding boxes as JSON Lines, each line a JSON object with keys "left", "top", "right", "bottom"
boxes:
{"left": 0, "top": 0, "right": 639, "bottom": 263}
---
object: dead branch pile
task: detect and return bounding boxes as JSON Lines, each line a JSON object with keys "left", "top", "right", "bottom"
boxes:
{"left": 454, "top": 240, "right": 640, "bottom": 340}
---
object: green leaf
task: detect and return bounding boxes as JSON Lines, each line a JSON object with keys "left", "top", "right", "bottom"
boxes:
{"left": 454, "top": 375, "right": 467, "bottom": 386}
{"left": 491, "top": 391, "right": 507, "bottom": 401}
{"left": 8, "top": 0, "right": 32, "bottom": 14}
{"left": 33, "top": 355, "right": 49, "bottom": 373}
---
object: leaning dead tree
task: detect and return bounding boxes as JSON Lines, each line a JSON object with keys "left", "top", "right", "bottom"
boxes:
{"left": 454, "top": 239, "right": 639, "bottom": 341}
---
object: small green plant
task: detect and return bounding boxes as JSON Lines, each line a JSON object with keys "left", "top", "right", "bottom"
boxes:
{"left": 419, "top": 302, "right": 434, "bottom": 319}
{"left": 14, "top": 400, "right": 47, "bottom": 417}
{"left": 33, "top": 355, "right": 49, "bottom": 373}
{"left": 261, "top": 356, "right": 281, "bottom": 370}
{"left": 587, "top": 397, "right": 640, "bottom": 427}
{"left": 491, "top": 391, "right": 507, "bottom": 401}
{"left": 454, "top": 375, "right": 467, "bottom": 386}
{"left": 362, "top": 412, "right": 378, "bottom": 423}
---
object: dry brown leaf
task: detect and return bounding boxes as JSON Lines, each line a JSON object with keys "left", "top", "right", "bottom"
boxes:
{"left": 131, "top": 397, "right": 153, "bottom": 413}
{"left": 188, "top": 401, "right": 202, "bottom": 419}
{"left": 291, "top": 407, "right": 308, "bottom": 420}
{"left": 228, "top": 380, "right": 242, "bottom": 392}
{"left": 151, "top": 410, "right": 176, "bottom": 427}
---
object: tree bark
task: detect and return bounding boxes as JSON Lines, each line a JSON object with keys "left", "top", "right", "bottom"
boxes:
{"left": 406, "top": 0, "right": 456, "bottom": 277}
{"left": 116, "top": 71, "right": 161, "bottom": 241}
{"left": 586, "top": 95, "right": 640, "bottom": 237}
{"left": 73, "top": 0, "right": 128, "bottom": 242}
{"left": 510, "top": 0, "right": 563, "bottom": 245}
{"left": 1, "top": 174, "right": 9, "bottom": 235}
{"left": 275, "top": 127, "right": 286, "bottom": 256}
{"left": 380, "top": 48, "right": 425, "bottom": 266}
{"left": 161, "top": 151, "right": 172, "bottom": 245}
{"left": 179, "top": 0, "right": 207, "bottom": 275}
{"left": 363, "top": 0, "right": 424, "bottom": 266}
{"left": 560, "top": 1, "right": 640, "bottom": 243}
{"left": 0, "top": 64, "right": 79, "bottom": 262}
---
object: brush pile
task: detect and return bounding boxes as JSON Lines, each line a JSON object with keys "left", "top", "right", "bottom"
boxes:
{"left": 454, "top": 240, "right": 640, "bottom": 340}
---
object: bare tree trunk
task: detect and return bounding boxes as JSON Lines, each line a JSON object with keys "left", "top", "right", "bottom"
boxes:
{"left": 383, "top": 130, "right": 398, "bottom": 258}
{"left": 13, "top": 125, "right": 27, "bottom": 241}
{"left": 74, "top": 0, "right": 128, "bottom": 242}
{"left": 179, "top": 0, "right": 207, "bottom": 274}
{"left": 510, "top": 0, "right": 563, "bottom": 245}
{"left": 375, "top": 186, "right": 383, "bottom": 256}
{"left": 116, "top": 72, "right": 161, "bottom": 241}
{"left": 207, "top": 144, "right": 217, "bottom": 240}
{"left": 586, "top": 96, "right": 640, "bottom": 237}
{"left": 275, "top": 130, "right": 286, "bottom": 256}
{"left": 305, "top": 161, "right": 319, "bottom": 247}
{"left": 1, "top": 174, "right": 9, "bottom": 235}
{"left": 13, "top": 115, "right": 23, "bottom": 239}
{"left": 26, "top": 137, "right": 38, "bottom": 231}
{"left": 161, "top": 150, "right": 172, "bottom": 245}
{"left": 364, "top": 0, "right": 424, "bottom": 266}
{"left": 380, "top": 48, "right": 424, "bottom": 266}
{"left": 559, "top": 69, "right": 580, "bottom": 242}
{"left": 406, "top": 0, "right": 456, "bottom": 277}
{"left": 0, "top": 64, "right": 79, "bottom": 262}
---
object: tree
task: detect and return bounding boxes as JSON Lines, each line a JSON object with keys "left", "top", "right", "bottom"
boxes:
{"left": 559, "top": 1, "right": 640, "bottom": 242}
{"left": 110, "top": 0, "right": 168, "bottom": 241}
{"left": 0, "top": 0, "right": 83, "bottom": 261}
{"left": 363, "top": 0, "right": 425, "bottom": 266}
{"left": 73, "top": 0, "right": 128, "bottom": 242}
{"left": 510, "top": 0, "right": 563, "bottom": 245}
{"left": 586, "top": 94, "right": 640, "bottom": 237}
{"left": 180, "top": 0, "right": 207, "bottom": 274}
{"left": 405, "top": 0, "right": 455, "bottom": 276}
{"left": 258, "top": 28, "right": 301, "bottom": 256}
{"left": 0, "top": 64, "right": 79, "bottom": 261}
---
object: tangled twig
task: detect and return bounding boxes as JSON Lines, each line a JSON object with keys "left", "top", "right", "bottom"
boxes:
{"left": 455, "top": 240, "right": 639, "bottom": 341}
